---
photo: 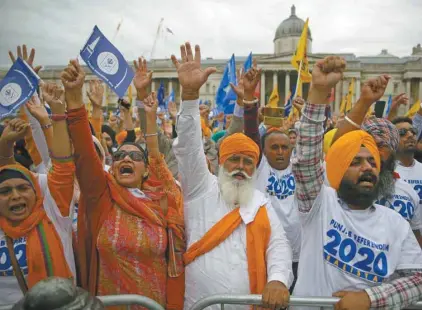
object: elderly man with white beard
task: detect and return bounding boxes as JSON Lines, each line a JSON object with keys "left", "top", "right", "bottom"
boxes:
{"left": 172, "top": 42, "right": 293, "bottom": 310}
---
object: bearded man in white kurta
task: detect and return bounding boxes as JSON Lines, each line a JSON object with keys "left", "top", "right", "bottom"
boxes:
{"left": 171, "top": 42, "right": 293, "bottom": 310}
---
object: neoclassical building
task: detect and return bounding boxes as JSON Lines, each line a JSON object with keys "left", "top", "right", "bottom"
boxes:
{"left": 2, "top": 5, "right": 422, "bottom": 115}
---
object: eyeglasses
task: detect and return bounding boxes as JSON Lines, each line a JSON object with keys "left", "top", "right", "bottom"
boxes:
{"left": 112, "top": 150, "right": 146, "bottom": 162}
{"left": 398, "top": 128, "right": 418, "bottom": 137}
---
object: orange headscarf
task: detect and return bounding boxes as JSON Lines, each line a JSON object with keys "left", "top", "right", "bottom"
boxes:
{"left": 116, "top": 131, "right": 127, "bottom": 145}
{"left": 201, "top": 118, "right": 211, "bottom": 139}
{"left": 326, "top": 130, "right": 380, "bottom": 190}
{"left": 219, "top": 133, "right": 260, "bottom": 165}
{"left": 0, "top": 165, "right": 73, "bottom": 289}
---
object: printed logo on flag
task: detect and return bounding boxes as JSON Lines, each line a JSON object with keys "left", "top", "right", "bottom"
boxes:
{"left": 80, "top": 26, "right": 134, "bottom": 98}
{"left": 0, "top": 58, "right": 40, "bottom": 118}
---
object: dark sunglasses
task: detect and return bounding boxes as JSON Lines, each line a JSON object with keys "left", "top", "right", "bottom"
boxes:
{"left": 112, "top": 150, "right": 146, "bottom": 162}
{"left": 398, "top": 128, "right": 418, "bottom": 137}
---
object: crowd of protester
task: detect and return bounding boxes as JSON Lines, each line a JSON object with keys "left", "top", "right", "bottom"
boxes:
{"left": 1, "top": 43, "right": 422, "bottom": 310}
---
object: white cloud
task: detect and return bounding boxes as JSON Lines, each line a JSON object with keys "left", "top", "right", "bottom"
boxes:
{"left": 0, "top": 0, "right": 421, "bottom": 67}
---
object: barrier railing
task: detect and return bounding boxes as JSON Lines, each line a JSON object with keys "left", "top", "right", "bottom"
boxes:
{"left": 98, "top": 294, "right": 165, "bottom": 310}
{"left": 189, "top": 294, "right": 422, "bottom": 310}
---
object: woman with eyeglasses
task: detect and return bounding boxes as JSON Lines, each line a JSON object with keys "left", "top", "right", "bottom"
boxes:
{"left": 64, "top": 60, "right": 185, "bottom": 310}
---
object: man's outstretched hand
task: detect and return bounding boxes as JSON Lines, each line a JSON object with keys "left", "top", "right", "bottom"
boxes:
{"left": 171, "top": 42, "right": 216, "bottom": 101}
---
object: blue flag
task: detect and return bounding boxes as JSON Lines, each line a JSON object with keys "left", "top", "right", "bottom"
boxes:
{"left": 384, "top": 95, "right": 392, "bottom": 117}
{"left": 243, "top": 52, "right": 253, "bottom": 71}
{"left": 284, "top": 87, "right": 295, "bottom": 117}
{"left": 0, "top": 58, "right": 40, "bottom": 118}
{"left": 80, "top": 26, "right": 134, "bottom": 98}
{"left": 215, "top": 54, "right": 237, "bottom": 112}
{"left": 164, "top": 89, "right": 175, "bottom": 110}
{"left": 157, "top": 82, "right": 165, "bottom": 107}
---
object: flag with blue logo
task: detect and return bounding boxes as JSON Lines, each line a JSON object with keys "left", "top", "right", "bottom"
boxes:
{"left": 164, "top": 89, "right": 175, "bottom": 110}
{"left": 243, "top": 52, "right": 252, "bottom": 71}
{"left": 0, "top": 57, "right": 40, "bottom": 119}
{"left": 80, "top": 26, "right": 134, "bottom": 98}
{"left": 215, "top": 54, "right": 237, "bottom": 114}
{"left": 157, "top": 82, "right": 165, "bottom": 107}
{"left": 284, "top": 89, "right": 294, "bottom": 117}
{"left": 384, "top": 95, "right": 392, "bottom": 117}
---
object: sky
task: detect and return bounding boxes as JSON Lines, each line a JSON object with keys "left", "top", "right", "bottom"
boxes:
{"left": 0, "top": 0, "right": 421, "bottom": 67}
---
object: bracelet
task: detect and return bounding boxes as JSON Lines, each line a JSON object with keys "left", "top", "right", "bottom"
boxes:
{"left": 345, "top": 116, "right": 361, "bottom": 129}
{"left": 0, "top": 153, "right": 13, "bottom": 160}
{"left": 50, "top": 114, "right": 68, "bottom": 121}
{"left": 49, "top": 151, "right": 73, "bottom": 162}
{"left": 243, "top": 98, "right": 259, "bottom": 105}
{"left": 144, "top": 133, "right": 158, "bottom": 138}
{"left": 41, "top": 123, "right": 53, "bottom": 130}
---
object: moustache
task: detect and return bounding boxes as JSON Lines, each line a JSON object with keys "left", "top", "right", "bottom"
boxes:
{"left": 227, "top": 169, "right": 252, "bottom": 180}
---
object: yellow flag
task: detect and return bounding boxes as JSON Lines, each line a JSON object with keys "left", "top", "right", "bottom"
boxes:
{"left": 291, "top": 18, "right": 312, "bottom": 83}
{"left": 339, "top": 96, "right": 346, "bottom": 114}
{"left": 268, "top": 84, "right": 280, "bottom": 108}
{"left": 128, "top": 84, "right": 133, "bottom": 104}
{"left": 405, "top": 100, "right": 421, "bottom": 117}
{"left": 345, "top": 78, "right": 355, "bottom": 112}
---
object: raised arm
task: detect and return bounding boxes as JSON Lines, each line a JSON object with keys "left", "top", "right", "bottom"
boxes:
{"left": 63, "top": 60, "right": 108, "bottom": 206}
{"left": 171, "top": 42, "right": 216, "bottom": 201}
{"left": 0, "top": 119, "right": 29, "bottom": 167}
{"left": 332, "top": 75, "right": 390, "bottom": 145}
{"left": 292, "top": 56, "right": 346, "bottom": 213}
{"left": 26, "top": 84, "right": 75, "bottom": 217}
{"left": 87, "top": 80, "right": 105, "bottom": 140}
{"left": 387, "top": 93, "right": 409, "bottom": 122}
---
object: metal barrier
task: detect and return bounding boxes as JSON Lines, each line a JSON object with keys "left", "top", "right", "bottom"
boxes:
{"left": 189, "top": 294, "right": 422, "bottom": 310}
{"left": 98, "top": 294, "right": 165, "bottom": 310}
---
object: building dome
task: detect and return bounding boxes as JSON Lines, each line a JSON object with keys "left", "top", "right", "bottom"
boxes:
{"left": 274, "top": 5, "right": 312, "bottom": 42}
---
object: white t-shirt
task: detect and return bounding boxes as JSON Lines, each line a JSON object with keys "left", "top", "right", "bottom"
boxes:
{"left": 376, "top": 179, "right": 422, "bottom": 231}
{"left": 396, "top": 160, "right": 422, "bottom": 205}
{"left": 256, "top": 157, "right": 301, "bottom": 261}
{"left": 0, "top": 174, "right": 76, "bottom": 306}
{"left": 292, "top": 185, "right": 422, "bottom": 310}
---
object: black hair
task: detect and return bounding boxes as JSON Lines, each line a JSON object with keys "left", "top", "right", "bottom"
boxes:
{"left": 392, "top": 117, "right": 413, "bottom": 126}
{"left": 260, "top": 130, "right": 289, "bottom": 150}
{"left": 116, "top": 142, "right": 149, "bottom": 165}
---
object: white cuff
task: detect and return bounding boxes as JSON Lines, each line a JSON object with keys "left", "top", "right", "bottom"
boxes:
{"left": 234, "top": 103, "right": 244, "bottom": 117}
{"left": 267, "top": 271, "right": 293, "bottom": 289}
{"left": 180, "top": 99, "right": 200, "bottom": 115}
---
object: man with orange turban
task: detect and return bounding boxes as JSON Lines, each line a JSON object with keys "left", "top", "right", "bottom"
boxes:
{"left": 291, "top": 56, "right": 422, "bottom": 310}
{"left": 172, "top": 42, "right": 293, "bottom": 310}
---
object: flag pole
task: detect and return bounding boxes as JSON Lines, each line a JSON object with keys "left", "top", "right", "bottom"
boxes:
{"left": 294, "top": 59, "right": 303, "bottom": 98}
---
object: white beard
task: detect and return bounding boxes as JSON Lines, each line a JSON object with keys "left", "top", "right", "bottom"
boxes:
{"left": 217, "top": 166, "right": 255, "bottom": 208}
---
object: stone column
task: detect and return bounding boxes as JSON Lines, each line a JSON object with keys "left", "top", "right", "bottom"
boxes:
{"left": 151, "top": 80, "right": 156, "bottom": 92}
{"left": 405, "top": 79, "right": 411, "bottom": 97}
{"left": 273, "top": 71, "right": 278, "bottom": 89}
{"left": 169, "top": 79, "right": 173, "bottom": 92}
{"left": 260, "top": 71, "right": 266, "bottom": 106}
{"left": 335, "top": 83, "right": 342, "bottom": 113}
{"left": 285, "top": 71, "right": 290, "bottom": 97}
{"left": 419, "top": 79, "right": 422, "bottom": 101}
{"left": 355, "top": 78, "right": 361, "bottom": 103}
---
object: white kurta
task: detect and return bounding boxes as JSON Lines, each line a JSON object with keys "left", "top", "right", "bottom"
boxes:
{"left": 173, "top": 100, "right": 293, "bottom": 310}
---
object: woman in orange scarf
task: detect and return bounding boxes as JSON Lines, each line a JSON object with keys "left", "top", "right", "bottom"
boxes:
{"left": 64, "top": 60, "right": 185, "bottom": 310}
{"left": 0, "top": 83, "right": 76, "bottom": 306}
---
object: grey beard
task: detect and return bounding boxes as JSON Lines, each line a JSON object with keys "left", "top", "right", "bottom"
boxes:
{"left": 377, "top": 154, "right": 396, "bottom": 200}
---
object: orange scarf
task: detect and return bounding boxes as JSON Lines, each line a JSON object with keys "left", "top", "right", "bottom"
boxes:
{"left": 184, "top": 206, "right": 270, "bottom": 294}
{"left": 0, "top": 165, "right": 73, "bottom": 288}
{"left": 106, "top": 174, "right": 186, "bottom": 309}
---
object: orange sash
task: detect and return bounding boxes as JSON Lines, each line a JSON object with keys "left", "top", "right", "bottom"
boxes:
{"left": 183, "top": 206, "right": 271, "bottom": 294}
{"left": 0, "top": 165, "right": 73, "bottom": 288}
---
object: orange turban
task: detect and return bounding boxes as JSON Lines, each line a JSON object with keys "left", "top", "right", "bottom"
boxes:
{"left": 326, "top": 130, "right": 380, "bottom": 190}
{"left": 219, "top": 133, "right": 260, "bottom": 165}
{"left": 323, "top": 128, "right": 338, "bottom": 154}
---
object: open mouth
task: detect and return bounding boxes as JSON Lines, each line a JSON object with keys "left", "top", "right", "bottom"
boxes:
{"left": 275, "top": 157, "right": 284, "bottom": 162}
{"left": 9, "top": 203, "right": 27, "bottom": 215}
{"left": 357, "top": 175, "right": 376, "bottom": 188}
{"left": 119, "top": 166, "right": 134, "bottom": 176}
